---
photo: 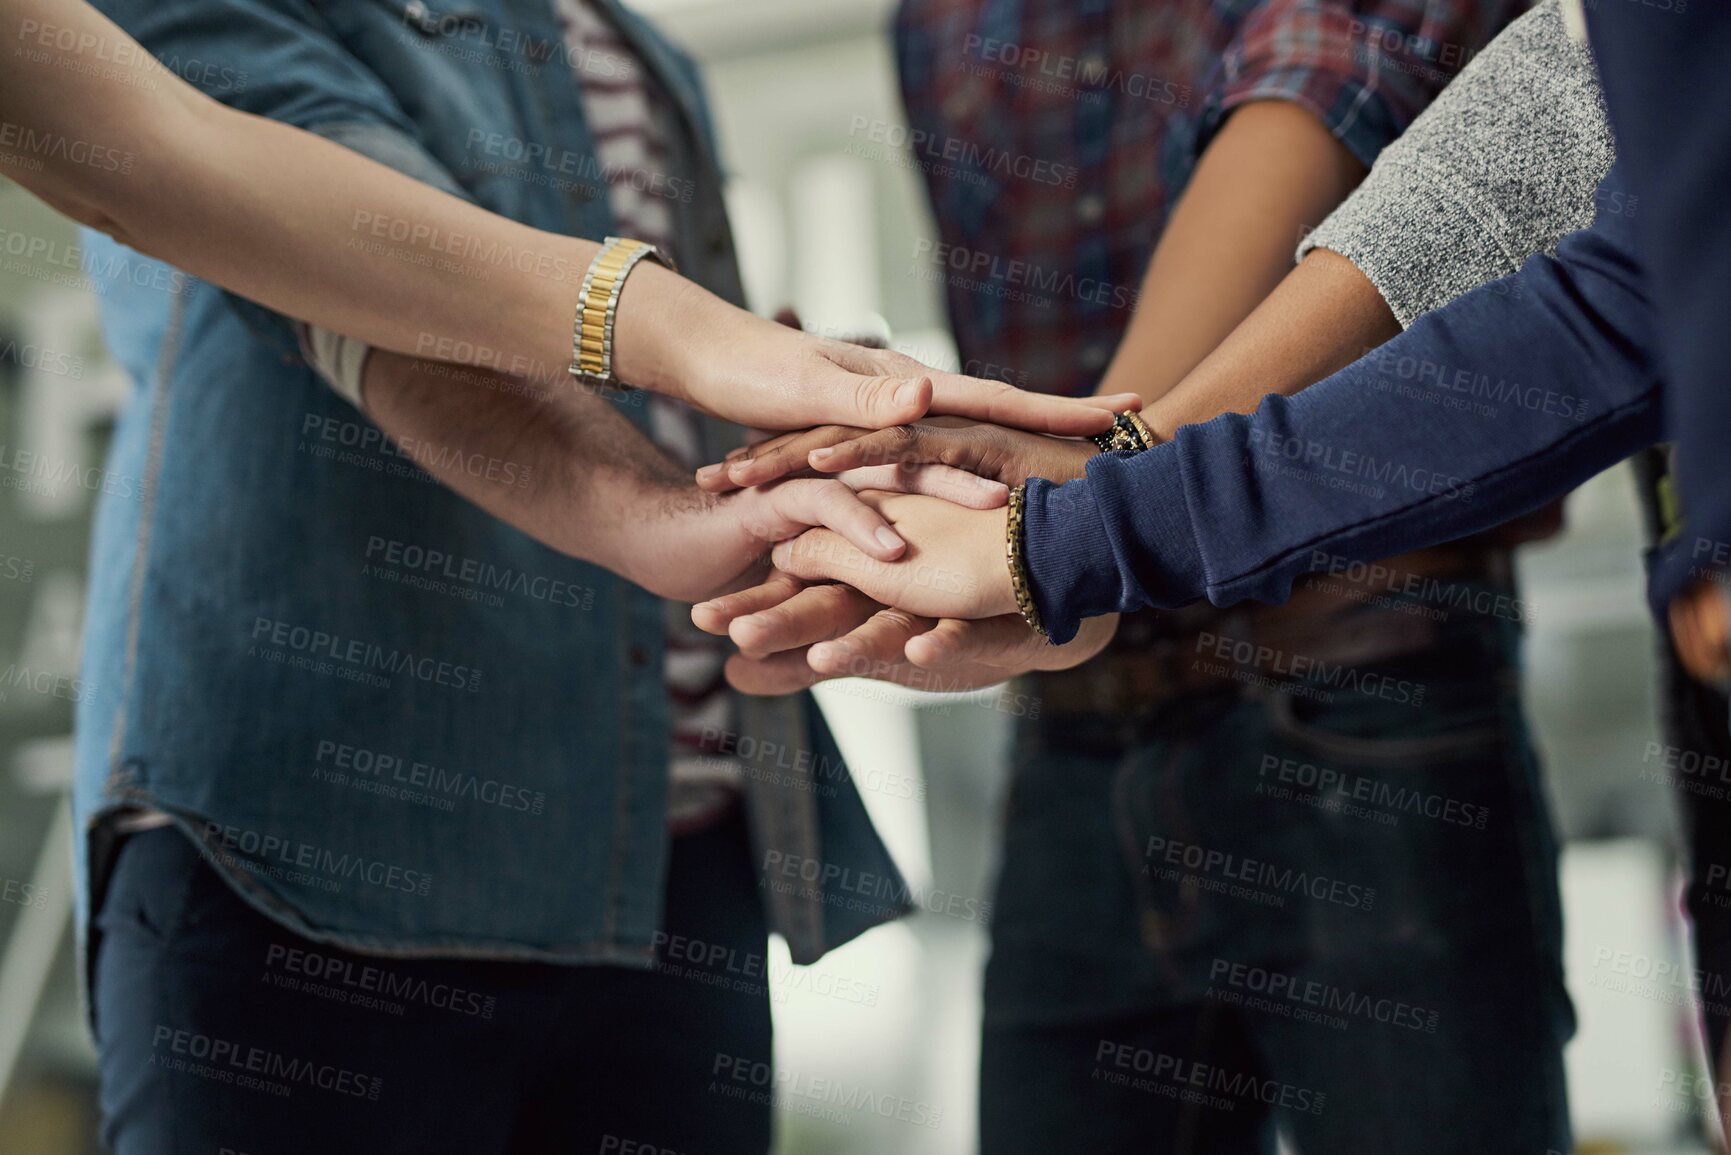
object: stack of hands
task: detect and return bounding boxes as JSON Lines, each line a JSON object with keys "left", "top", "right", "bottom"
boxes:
{"left": 687, "top": 406, "right": 1125, "bottom": 698}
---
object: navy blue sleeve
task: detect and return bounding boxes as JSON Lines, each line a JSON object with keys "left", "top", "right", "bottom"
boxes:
{"left": 1023, "top": 164, "right": 1665, "bottom": 644}
{"left": 1588, "top": 3, "right": 1731, "bottom": 606}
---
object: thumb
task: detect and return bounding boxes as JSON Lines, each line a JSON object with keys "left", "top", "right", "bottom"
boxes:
{"left": 907, "top": 616, "right": 1038, "bottom": 668}
{"left": 842, "top": 371, "right": 931, "bottom": 429}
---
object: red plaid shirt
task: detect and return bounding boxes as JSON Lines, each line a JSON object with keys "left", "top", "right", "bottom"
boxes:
{"left": 894, "top": 0, "right": 1525, "bottom": 397}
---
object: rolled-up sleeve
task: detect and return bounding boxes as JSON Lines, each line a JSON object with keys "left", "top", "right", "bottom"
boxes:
{"left": 1207, "top": 0, "right": 1522, "bottom": 168}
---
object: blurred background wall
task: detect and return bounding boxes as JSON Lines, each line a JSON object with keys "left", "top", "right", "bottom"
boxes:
{"left": 0, "top": 0, "right": 1714, "bottom": 1150}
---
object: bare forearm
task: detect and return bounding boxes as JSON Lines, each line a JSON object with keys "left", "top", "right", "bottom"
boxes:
{"left": 1093, "top": 101, "right": 1365, "bottom": 404}
{"left": 359, "top": 349, "right": 919, "bottom": 604}
{"left": 133, "top": 109, "right": 708, "bottom": 391}
{"left": 1143, "top": 248, "right": 1399, "bottom": 439}
{"left": 0, "top": 0, "right": 692, "bottom": 390}
{"left": 359, "top": 350, "right": 695, "bottom": 579}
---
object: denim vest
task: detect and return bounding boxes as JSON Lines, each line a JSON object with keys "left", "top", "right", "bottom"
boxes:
{"left": 74, "top": 0, "right": 908, "bottom": 974}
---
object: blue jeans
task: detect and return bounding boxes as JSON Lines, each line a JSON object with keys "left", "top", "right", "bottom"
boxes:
{"left": 93, "top": 812, "right": 771, "bottom": 1155}
{"left": 1659, "top": 626, "right": 1731, "bottom": 1077}
{"left": 981, "top": 609, "right": 1572, "bottom": 1153}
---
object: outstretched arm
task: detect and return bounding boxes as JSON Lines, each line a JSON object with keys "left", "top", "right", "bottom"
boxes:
{"left": 1147, "top": 0, "right": 1611, "bottom": 436}
{"left": 1091, "top": 0, "right": 1522, "bottom": 405}
{"left": 767, "top": 170, "right": 1662, "bottom": 642}
{"left": 1024, "top": 171, "right": 1661, "bottom": 640}
{"left": 1090, "top": 100, "right": 1364, "bottom": 405}
{"left": 701, "top": 5, "right": 1611, "bottom": 493}
{"left": 0, "top": 0, "right": 1134, "bottom": 434}
{"left": 359, "top": 350, "right": 958, "bottom": 605}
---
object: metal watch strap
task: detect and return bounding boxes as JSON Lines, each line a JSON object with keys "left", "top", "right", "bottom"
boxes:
{"left": 569, "top": 236, "right": 676, "bottom": 389}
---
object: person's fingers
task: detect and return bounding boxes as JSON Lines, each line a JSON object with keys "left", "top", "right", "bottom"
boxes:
{"left": 818, "top": 340, "right": 1135, "bottom": 433}
{"left": 696, "top": 429, "right": 819, "bottom": 490}
{"left": 925, "top": 373, "right": 1141, "bottom": 435}
{"left": 770, "top": 527, "right": 869, "bottom": 585}
{"left": 807, "top": 424, "right": 989, "bottom": 477}
{"left": 910, "top": 611, "right": 1118, "bottom": 673}
{"left": 724, "top": 426, "right": 866, "bottom": 488}
{"left": 724, "top": 649, "right": 824, "bottom": 696}
{"left": 730, "top": 582, "right": 880, "bottom": 658}
{"left": 691, "top": 572, "right": 805, "bottom": 636}
{"left": 809, "top": 607, "right": 934, "bottom": 677}
{"left": 732, "top": 431, "right": 795, "bottom": 460}
{"left": 756, "top": 481, "right": 904, "bottom": 561}
{"left": 697, "top": 427, "right": 865, "bottom": 491}
{"left": 1671, "top": 591, "right": 1731, "bottom": 684}
{"left": 726, "top": 647, "right": 979, "bottom": 695}
{"left": 1671, "top": 599, "right": 1708, "bottom": 681}
{"left": 830, "top": 463, "right": 1007, "bottom": 509}
{"left": 825, "top": 365, "right": 932, "bottom": 429}
{"left": 729, "top": 426, "right": 838, "bottom": 464}
{"left": 717, "top": 435, "right": 774, "bottom": 466}
{"left": 906, "top": 615, "right": 1045, "bottom": 668}
{"left": 694, "top": 462, "right": 743, "bottom": 492}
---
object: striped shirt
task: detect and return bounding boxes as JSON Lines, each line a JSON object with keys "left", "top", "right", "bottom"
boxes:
{"left": 556, "top": 0, "right": 741, "bottom": 832}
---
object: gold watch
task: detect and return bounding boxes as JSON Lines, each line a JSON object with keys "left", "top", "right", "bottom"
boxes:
{"left": 569, "top": 236, "right": 677, "bottom": 390}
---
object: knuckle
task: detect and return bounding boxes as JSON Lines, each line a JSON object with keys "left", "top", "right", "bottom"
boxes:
{"left": 854, "top": 374, "right": 896, "bottom": 414}
{"left": 886, "top": 425, "right": 919, "bottom": 448}
{"left": 879, "top": 609, "right": 919, "bottom": 631}
{"left": 878, "top": 427, "right": 921, "bottom": 472}
{"left": 755, "top": 605, "right": 797, "bottom": 632}
{"left": 811, "top": 583, "right": 855, "bottom": 610}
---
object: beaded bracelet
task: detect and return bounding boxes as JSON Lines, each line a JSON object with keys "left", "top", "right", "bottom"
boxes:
{"left": 1089, "top": 410, "right": 1157, "bottom": 454}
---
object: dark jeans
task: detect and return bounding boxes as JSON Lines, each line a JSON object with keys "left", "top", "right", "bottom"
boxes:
{"left": 981, "top": 612, "right": 1573, "bottom": 1154}
{"left": 94, "top": 810, "right": 771, "bottom": 1155}
{"left": 1658, "top": 630, "right": 1731, "bottom": 1078}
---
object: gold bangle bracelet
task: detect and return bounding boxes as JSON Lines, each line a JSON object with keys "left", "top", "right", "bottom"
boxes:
{"left": 1006, "top": 483, "right": 1048, "bottom": 639}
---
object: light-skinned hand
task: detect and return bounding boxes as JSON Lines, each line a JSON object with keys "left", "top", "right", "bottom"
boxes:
{"left": 691, "top": 572, "right": 1117, "bottom": 695}
{"left": 695, "top": 417, "right": 1100, "bottom": 493}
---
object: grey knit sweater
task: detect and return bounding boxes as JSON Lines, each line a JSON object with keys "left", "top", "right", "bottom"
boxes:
{"left": 1297, "top": 1, "right": 1614, "bottom": 327}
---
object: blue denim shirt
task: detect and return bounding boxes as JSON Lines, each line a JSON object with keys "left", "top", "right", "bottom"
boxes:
{"left": 74, "top": 0, "right": 908, "bottom": 977}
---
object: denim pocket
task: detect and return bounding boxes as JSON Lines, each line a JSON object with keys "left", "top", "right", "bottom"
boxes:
{"left": 94, "top": 829, "right": 203, "bottom": 947}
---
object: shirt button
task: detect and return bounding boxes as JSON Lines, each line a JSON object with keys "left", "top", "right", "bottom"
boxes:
{"left": 1076, "top": 193, "right": 1105, "bottom": 224}
{"left": 1076, "top": 51, "right": 1110, "bottom": 85}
